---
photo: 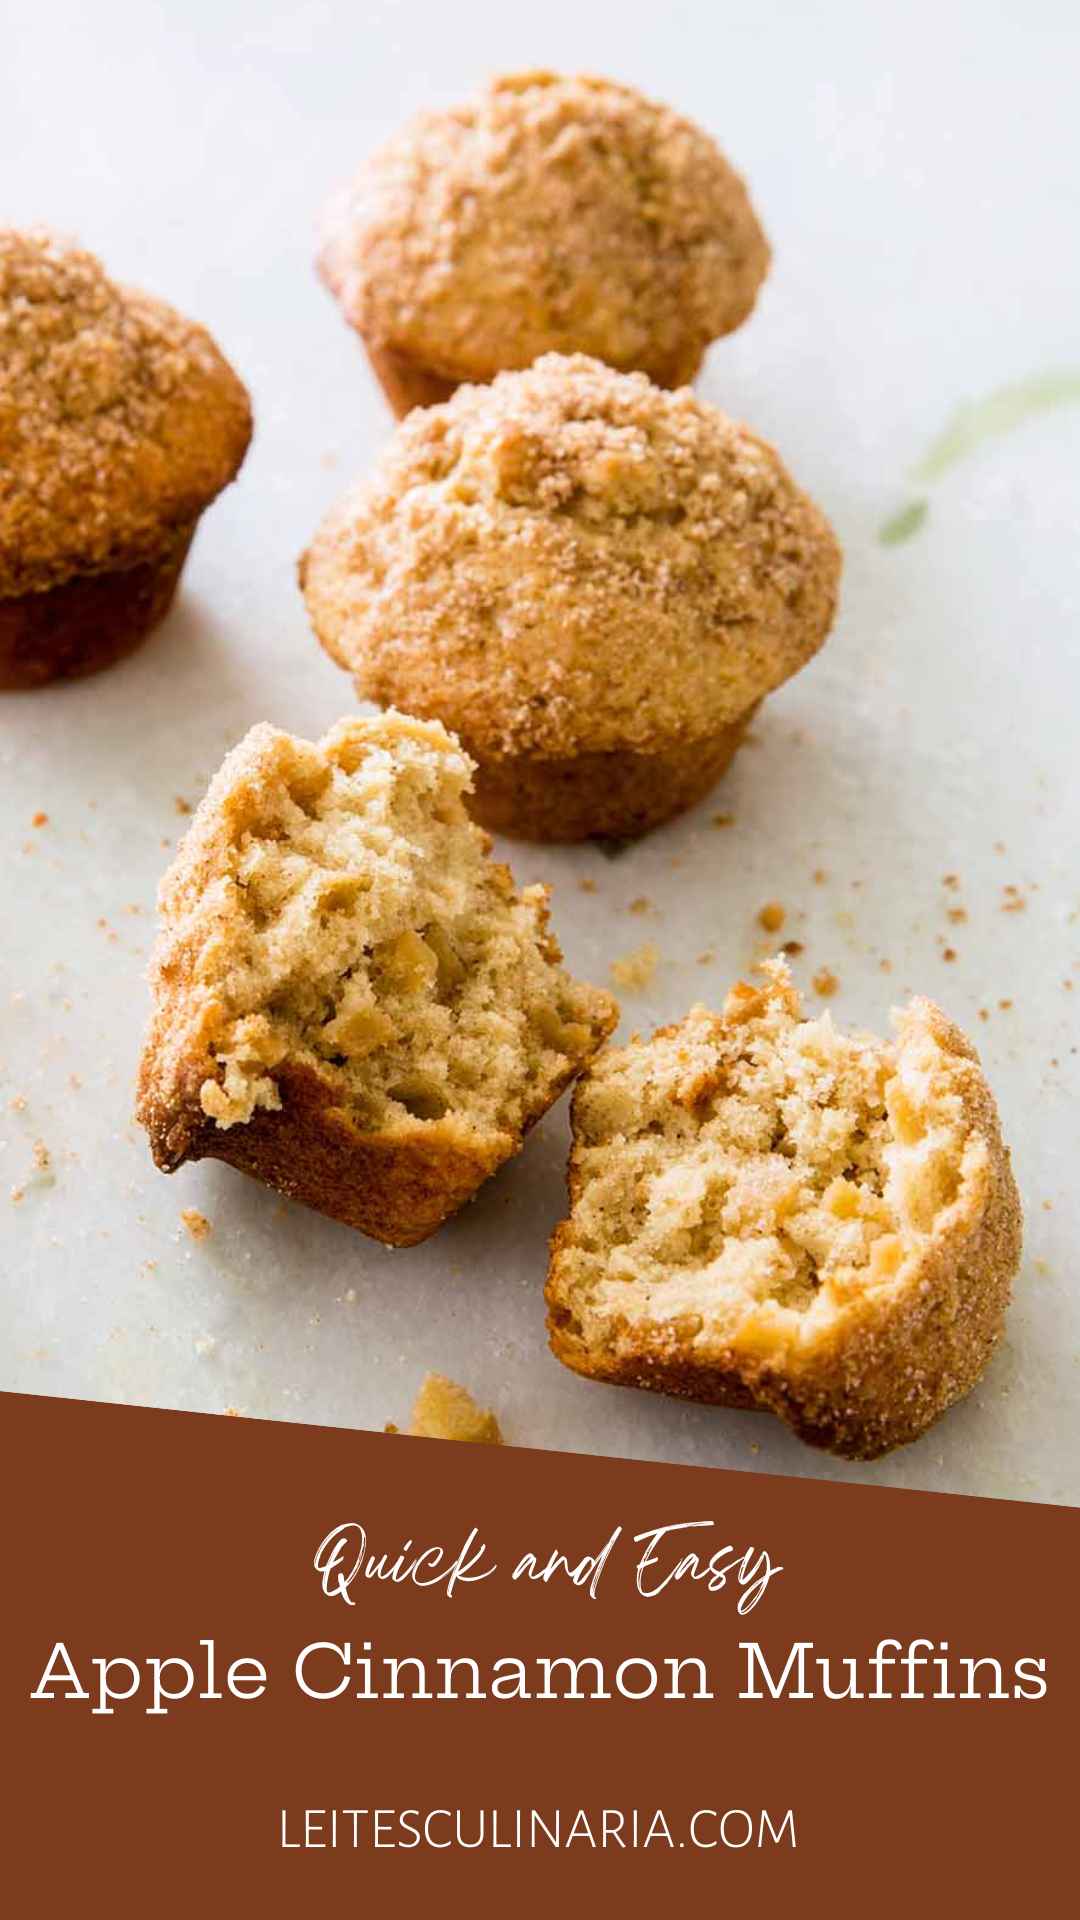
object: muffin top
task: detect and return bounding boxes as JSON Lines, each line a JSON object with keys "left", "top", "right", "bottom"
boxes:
{"left": 318, "top": 71, "right": 770, "bottom": 387}
{"left": 0, "top": 230, "right": 252, "bottom": 597}
{"left": 301, "top": 354, "right": 841, "bottom": 758}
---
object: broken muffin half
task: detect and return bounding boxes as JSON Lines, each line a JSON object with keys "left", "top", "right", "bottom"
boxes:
{"left": 546, "top": 961, "right": 1021, "bottom": 1459}
{"left": 137, "top": 712, "right": 617, "bottom": 1244}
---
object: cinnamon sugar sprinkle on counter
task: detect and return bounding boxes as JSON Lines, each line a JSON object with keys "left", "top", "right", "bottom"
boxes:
{"left": 812, "top": 967, "right": 839, "bottom": 997}
{"left": 611, "top": 943, "right": 660, "bottom": 993}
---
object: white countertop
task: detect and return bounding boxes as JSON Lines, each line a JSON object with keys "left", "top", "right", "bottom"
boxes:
{"left": 3, "top": 0, "right": 1078, "bottom": 1502}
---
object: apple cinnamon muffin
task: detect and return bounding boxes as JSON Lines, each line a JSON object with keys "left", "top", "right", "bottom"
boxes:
{"left": 547, "top": 962, "right": 1021, "bottom": 1459}
{"left": 301, "top": 354, "right": 840, "bottom": 841}
{"left": 317, "top": 70, "right": 770, "bottom": 416}
{"left": 136, "top": 712, "right": 616, "bottom": 1245}
{"left": 0, "top": 229, "right": 251, "bottom": 689}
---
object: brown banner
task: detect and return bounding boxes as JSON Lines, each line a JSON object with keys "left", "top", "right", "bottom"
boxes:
{"left": 4, "top": 1389, "right": 1075, "bottom": 1913}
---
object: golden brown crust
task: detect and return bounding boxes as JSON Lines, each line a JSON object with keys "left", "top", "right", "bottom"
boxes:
{"left": 318, "top": 71, "right": 769, "bottom": 389}
{"left": 138, "top": 1058, "right": 509, "bottom": 1247}
{"left": 462, "top": 709, "right": 756, "bottom": 841}
{"left": 547, "top": 994, "right": 1022, "bottom": 1461}
{"left": 0, "top": 521, "right": 194, "bottom": 689}
{"left": 139, "top": 1000, "right": 606, "bottom": 1249}
{"left": 302, "top": 355, "right": 840, "bottom": 840}
{"left": 0, "top": 229, "right": 251, "bottom": 599}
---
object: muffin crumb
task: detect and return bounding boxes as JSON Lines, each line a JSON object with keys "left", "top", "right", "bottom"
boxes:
{"left": 611, "top": 943, "right": 659, "bottom": 992}
{"left": 409, "top": 1372, "right": 503, "bottom": 1444}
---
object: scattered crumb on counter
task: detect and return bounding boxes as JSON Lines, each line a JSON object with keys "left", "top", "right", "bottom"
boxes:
{"left": 812, "top": 867, "right": 827, "bottom": 885}
{"left": 174, "top": 796, "right": 192, "bottom": 816}
{"left": 181, "top": 1208, "right": 212, "bottom": 1242}
{"left": 31, "top": 811, "right": 48, "bottom": 828}
{"left": 711, "top": 812, "right": 734, "bottom": 829}
{"left": 947, "top": 906, "right": 968, "bottom": 924}
{"left": 757, "top": 900, "right": 785, "bottom": 933}
{"left": 978, "top": 1008, "right": 990, "bottom": 1022}
{"left": 942, "top": 873, "right": 959, "bottom": 890}
{"left": 627, "top": 895, "right": 653, "bottom": 915}
{"left": 811, "top": 967, "right": 839, "bottom": 997}
{"left": 578, "top": 876, "right": 597, "bottom": 894}
{"left": 780, "top": 939, "right": 804, "bottom": 957}
{"left": 32, "top": 1140, "right": 50, "bottom": 1171}
{"left": 1001, "top": 885, "right": 1026, "bottom": 913}
{"left": 406, "top": 1372, "right": 503, "bottom": 1445}
{"left": 8, "top": 1094, "right": 27, "bottom": 1112}
{"left": 611, "top": 942, "right": 659, "bottom": 991}
{"left": 942, "top": 946, "right": 957, "bottom": 963}
{"left": 697, "top": 949, "right": 715, "bottom": 965}
{"left": 998, "top": 998, "right": 1013, "bottom": 1012}
{"left": 223, "top": 1406, "right": 242, "bottom": 1417}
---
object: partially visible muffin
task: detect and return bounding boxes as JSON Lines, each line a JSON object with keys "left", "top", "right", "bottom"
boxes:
{"left": 547, "top": 961, "right": 1021, "bottom": 1460}
{"left": 0, "top": 230, "right": 251, "bottom": 689}
{"left": 136, "top": 712, "right": 616, "bottom": 1246}
{"left": 318, "top": 70, "right": 770, "bottom": 416}
{"left": 301, "top": 355, "right": 840, "bottom": 841}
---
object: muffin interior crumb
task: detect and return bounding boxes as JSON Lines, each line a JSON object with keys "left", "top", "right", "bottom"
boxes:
{"left": 168, "top": 716, "right": 607, "bottom": 1142}
{"left": 555, "top": 961, "right": 970, "bottom": 1350}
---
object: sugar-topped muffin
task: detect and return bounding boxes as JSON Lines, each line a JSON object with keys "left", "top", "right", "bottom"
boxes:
{"left": 318, "top": 70, "right": 770, "bottom": 416}
{"left": 301, "top": 354, "right": 840, "bottom": 841}
{"left": 0, "top": 229, "right": 251, "bottom": 688}
{"left": 547, "top": 962, "right": 1021, "bottom": 1459}
{"left": 136, "top": 712, "right": 617, "bottom": 1245}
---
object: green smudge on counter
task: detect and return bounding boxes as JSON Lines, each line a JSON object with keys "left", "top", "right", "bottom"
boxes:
{"left": 913, "top": 371, "right": 1080, "bottom": 483}
{"left": 879, "top": 497, "right": 929, "bottom": 546}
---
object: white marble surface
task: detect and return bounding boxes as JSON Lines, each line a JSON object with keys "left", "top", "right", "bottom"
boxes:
{"left": 2, "top": 0, "right": 1078, "bottom": 1503}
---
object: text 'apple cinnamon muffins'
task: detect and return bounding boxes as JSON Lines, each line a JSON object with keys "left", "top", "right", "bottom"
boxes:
{"left": 317, "top": 70, "right": 770, "bottom": 416}
{"left": 0, "top": 229, "right": 251, "bottom": 689}
{"left": 546, "top": 960, "right": 1021, "bottom": 1460}
{"left": 301, "top": 354, "right": 841, "bottom": 841}
{"left": 136, "top": 712, "right": 617, "bottom": 1246}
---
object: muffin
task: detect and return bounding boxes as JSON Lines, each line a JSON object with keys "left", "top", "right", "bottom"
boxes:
{"left": 0, "top": 230, "right": 251, "bottom": 689}
{"left": 547, "top": 961, "right": 1021, "bottom": 1460}
{"left": 136, "top": 712, "right": 617, "bottom": 1246}
{"left": 301, "top": 354, "right": 840, "bottom": 841}
{"left": 317, "top": 70, "right": 770, "bottom": 416}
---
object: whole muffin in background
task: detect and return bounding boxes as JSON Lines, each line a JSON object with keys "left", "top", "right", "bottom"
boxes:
{"left": 547, "top": 961, "right": 1022, "bottom": 1461}
{"left": 318, "top": 70, "right": 770, "bottom": 417}
{"left": 301, "top": 354, "right": 840, "bottom": 842}
{"left": 0, "top": 230, "right": 251, "bottom": 690}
